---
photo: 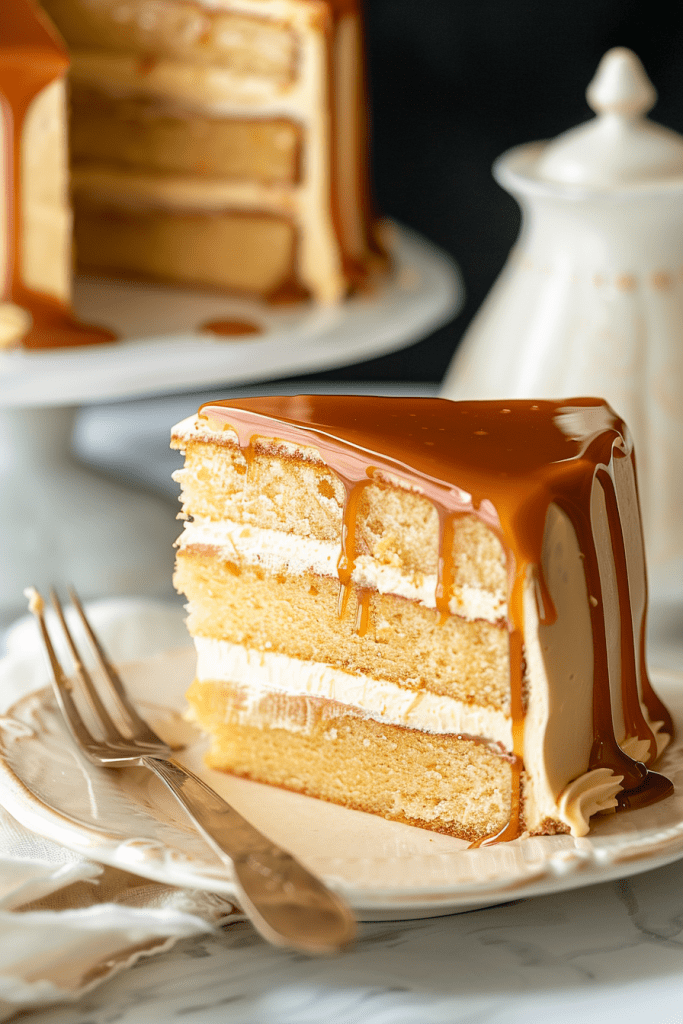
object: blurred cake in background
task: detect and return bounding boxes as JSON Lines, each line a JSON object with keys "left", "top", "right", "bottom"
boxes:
{"left": 0, "top": 0, "right": 115, "bottom": 348}
{"left": 40, "top": 0, "right": 387, "bottom": 302}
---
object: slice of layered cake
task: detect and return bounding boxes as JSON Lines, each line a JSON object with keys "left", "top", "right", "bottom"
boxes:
{"left": 40, "top": 0, "right": 385, "bottom": 302}
{"left": 171, "top": 396, "right": 674, "bottom": 843}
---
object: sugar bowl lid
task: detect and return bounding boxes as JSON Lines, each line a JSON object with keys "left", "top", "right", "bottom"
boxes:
{"left": 512, "top": 48, "right": 683, "bottom": 190}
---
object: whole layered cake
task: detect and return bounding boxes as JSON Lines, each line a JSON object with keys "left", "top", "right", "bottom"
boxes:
{"left": 40, "top": 0, "right": 385, "bottom": 302}
{"left": 171, "top": 395, "right": 673, "bottom": 844}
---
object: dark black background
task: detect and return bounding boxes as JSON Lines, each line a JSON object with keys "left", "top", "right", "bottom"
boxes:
{"left": 300, "top": 0, "right": 683, "bottom": 385}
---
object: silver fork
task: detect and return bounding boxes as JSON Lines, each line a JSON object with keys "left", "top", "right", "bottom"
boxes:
{"left": 28, "top": 586, "right": 356, "bottom": 955}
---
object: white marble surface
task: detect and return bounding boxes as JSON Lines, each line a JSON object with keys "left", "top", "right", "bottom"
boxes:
{"left": 20, "top": 859, "right": 683, "bottom": 1024}
{"left": 12, "top": 384, "right": 683, "bottom": 1023}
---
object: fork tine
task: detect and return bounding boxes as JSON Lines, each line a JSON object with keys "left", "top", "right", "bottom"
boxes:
{"left": 67, "top": 585, "right": 161, "bottom": 745}
{"left": 27, "top": 588, "right": 102, "bottom": 758}
{"left": 49, "top": 588, "right": 124, "bottom": 746}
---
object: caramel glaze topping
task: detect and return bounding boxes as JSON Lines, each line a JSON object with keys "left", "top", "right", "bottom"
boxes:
{"left": 0, "top": 0, "right": 116, "bottom": 349}
{"left": 197, "top": 395, "right": 673, "bottom": 842}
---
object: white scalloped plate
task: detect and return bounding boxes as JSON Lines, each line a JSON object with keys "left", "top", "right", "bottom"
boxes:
{"left": 1, "top": 649, "right": 682, "bottom": 922}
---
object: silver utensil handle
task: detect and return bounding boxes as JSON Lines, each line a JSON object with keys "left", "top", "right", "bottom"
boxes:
{"left": 142, "top": 755, "right": 356, "bottom": 954}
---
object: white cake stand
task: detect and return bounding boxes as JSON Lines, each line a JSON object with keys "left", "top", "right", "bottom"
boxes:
{"left": 0, "top": 225, "right": 462, "bottom": 620}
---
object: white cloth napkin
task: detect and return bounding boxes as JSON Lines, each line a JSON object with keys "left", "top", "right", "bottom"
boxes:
{"left": 0, "top": 598, "right": 242, "bottom": 1021}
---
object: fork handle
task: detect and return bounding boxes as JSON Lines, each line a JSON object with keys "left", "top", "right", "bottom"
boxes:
{"left": 142, "top": 756, "right": 355, "bottom": 954}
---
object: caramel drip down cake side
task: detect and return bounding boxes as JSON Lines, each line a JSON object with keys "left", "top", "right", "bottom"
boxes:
{"left": 0, "top": 0, "right": 116, "bottom": 348}
{"left": 171, "top": 395, "right": 674, "bottom": 844}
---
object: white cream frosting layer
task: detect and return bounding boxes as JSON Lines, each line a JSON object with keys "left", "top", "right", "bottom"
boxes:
{"left": 194, "top": 637, "right": 513, "bottom": 747}
{"left": 70, "top": 166, "right": 299, "bottom": 215}
{"left": 179, "top": 517, "right": 506, "bottom": 622}
{"left": 71, "top": 54, "right": 305, "bottom": 115}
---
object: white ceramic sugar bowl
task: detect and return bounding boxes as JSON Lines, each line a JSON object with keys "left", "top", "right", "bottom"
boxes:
{"left": 442, "top": 48, "right": 683, "bottom": 601}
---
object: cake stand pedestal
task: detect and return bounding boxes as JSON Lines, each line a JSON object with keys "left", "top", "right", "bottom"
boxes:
{"left": 0, "top": 406, "right": 178, "bottom": 619}
{"left": 0, "top": 225, "right": 462, "bottom": 621}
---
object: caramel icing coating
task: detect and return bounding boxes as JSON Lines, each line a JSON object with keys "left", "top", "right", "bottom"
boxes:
{"left": 198, "top": 394, "right": 673, "bottom": 842}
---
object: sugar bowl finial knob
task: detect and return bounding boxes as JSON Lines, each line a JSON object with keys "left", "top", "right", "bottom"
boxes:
{"left": 536, "top": 47, "right": 683, "bottom": 187}
{"left": 586, "top": 46, "right": 656, "bottom": 117}
{"left": 442, "top": 48, "right": 683, "bottom": 600}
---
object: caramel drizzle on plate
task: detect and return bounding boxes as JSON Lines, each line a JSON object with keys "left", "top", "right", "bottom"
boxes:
{"left": 198, "top": 395, "right": 673, "bottom": 841}
{"left": 201, "top": 318, "right": 262, "bottom": 338}
{"left": 0, "top": 0, "right": 116, "bottom": 348}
